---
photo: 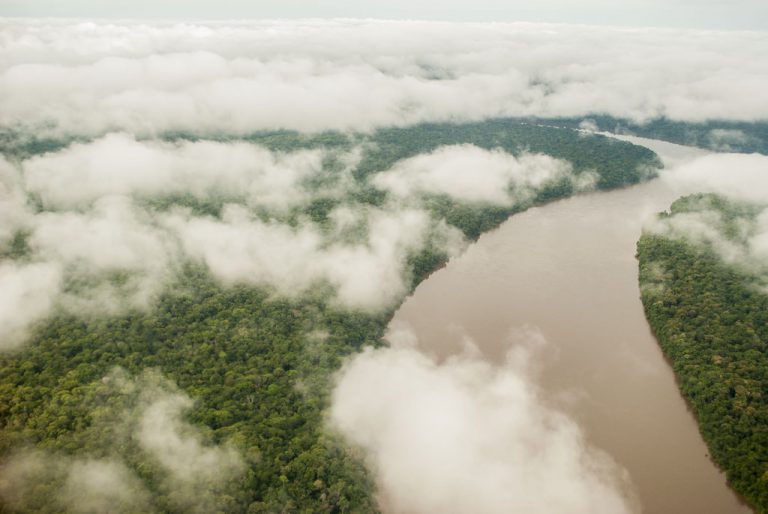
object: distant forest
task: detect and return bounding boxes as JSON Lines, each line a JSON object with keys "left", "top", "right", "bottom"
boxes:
{"left": 522, "top": 116, "right": 768, "bottom": 155}
{"left": 0, "top": 119, "right": 660, "bottom": 513}
{"left": 638, "top": 194, "right": 768, "bottom": 513}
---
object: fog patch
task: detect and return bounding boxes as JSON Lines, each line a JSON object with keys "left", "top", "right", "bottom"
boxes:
{"left": 661, "top": 152, "right": 768, "bottom": 204}
{"left": 0, "top": 155, "right": 30, "bottom": 249}
{"left": 0, "top": 261, "right": 61, "bottom": 350}
{"left": 654, "top": 151, "right": 768, "bottom": 279}
{"left": 707, "top": 129, "right": 754, "bottom": 152}
{"left": 0, "top": 451, "right": 153, "bottom": 514}
{"left": 2, "top": 133, "right": 470, "bottom": 349}
{"left": 372, "top": 144, "right": 577, "bottom": 206}
{"left": 165, "top": 204, "right": 464, "bottom": 311}
{"left": 29, "top": 195, "right": 174, "bottom": 313}
{"left": 22, "top": 133, "right": 328, "bottom": 210}
{"left": 126, "top": 371, "right": 245, "bottom": 512}
{"left": 330, "top": 328, "right": 637, "bottom": 514}
{"left": 0, "top": 368, "right": 246, "bottom": 513}
{"left": 646, "top": 194, "right": 768, "bottom": 287}
{"left": 60, "top": 459, "right": 154, "bottom": 514}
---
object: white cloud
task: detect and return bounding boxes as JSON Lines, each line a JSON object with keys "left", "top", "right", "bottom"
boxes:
{"left": 651, "top": 151, "right": 768, "bottom": 277}
{"left": 22, "top": 133, "right": 326, "bottom": 210}
{"left": 59, "top": 459, "right": 153, "bottom": 514}
{"left": 1, "top": 20, "right": 767, "bottom": 137}
{"left": 373, "top": 144, "right": 575, "bottom": 205}
{"left": 0, "top": 368, "right": 245, "bottom": 513}
{"left": 331, "top": 328, "right": 637, "bottom": 514}
{"left": 661, "top": 152, "right": 768, "bottom": 205}
{"left": 0, "top": 155, "right": 30, "bottom": 249}
{"left": 165, "top": 203, "right": 463, "bottom": 310}
{"left": 0, "top": 261, "right": 61, "bottom": 350}
{"left": 132, "top": 381, "right": 244, "bottom": 511}
{"left": 646, "top": 197, "right": 768, "bottom": 286}
{"left": 29, "top": 195, "right": 174, "bottom": 312}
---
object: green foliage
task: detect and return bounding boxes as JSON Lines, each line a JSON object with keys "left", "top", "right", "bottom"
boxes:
{"left": 0, "top": 119, "right": 661, "bottom": 513}
{"left": 536, "top": 115, "right": 768, "bottom": 155}
{"left": 352, "top": 119, "right": 660, "bottom": 189}
{"left": 638, "top": 194, "right": 768, "bottom": 512}
{"left": 0, "top": 269, "right": 381, "bottom": 513}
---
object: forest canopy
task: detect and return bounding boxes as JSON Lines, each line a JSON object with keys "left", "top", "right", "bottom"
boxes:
{"left": 638, "top": 193, "right": 768, "bottom": 512}
{"left": 0, "top": 119, "right": 660, "bottom": 513}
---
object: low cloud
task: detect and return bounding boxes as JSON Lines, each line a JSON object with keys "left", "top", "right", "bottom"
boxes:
{"left": 1, "top": 20, "right": 768, "bottom": 138}
{"left": 59, "top": 459, "right": 154, "bottom": 514}
{"left": 23, "top": 133, "right": 328, "bottom": 210}
{"left": 373, "top": 144, "right": 579, "bottom": 206}
{"left": 330, "top": 328, "right": 637, "bottom": 514}
{"left": 0, "top": 368, "right": 245, "bottom": 513}
{"left": 0, "top": 261, "right": 61, "bottom": 350}
{"left": 0, "top": 452, "right": 153, "bottom": 514}
{"left": 646, "top": 196, "right": 768, "bottom": 285}
{"left": 0, "top": 130, "right": 476, "bottom": 349}
{"left": 661, "top": 152, "right": 768, "bottom": 205}
{"left": 166, "top": 203, "right": 464, "bottom": 310}
{"left": 651, "top": 151, "right": 768, "bottom": 278}
{"left": 123, "top": 369, "right": 245, "bottom": 512}
{"left": 30, "top": 195, "right": 174, "bottom": 312}
{"left": 0, "top": 155, "right": 30, "bottom": 249}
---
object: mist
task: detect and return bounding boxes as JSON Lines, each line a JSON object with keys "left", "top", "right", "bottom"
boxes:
{"left": 0, "top": 367, "right": 245, "bottom": 513}
{"left": 0, "top": 132, "right": 479, "bottom": 345}
{"left": 650, "top": 151, "right": 768, "bottom": 278}
{"left": 22, "top": 133, "right": 329, "bottom": 210}
{"left": 372, "top": 144, "right": 585, "bottom": 206}
{"left": 331, "top": 327, "right": 638, "bottom": 514}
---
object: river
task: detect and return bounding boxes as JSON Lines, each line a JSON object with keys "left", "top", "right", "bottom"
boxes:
{"left": 387, "top": 136, "right": 752, "bottom": 513}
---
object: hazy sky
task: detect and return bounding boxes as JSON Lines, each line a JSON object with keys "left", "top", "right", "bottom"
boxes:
{"left": 2, "top": 0, "right": 767, "bottom": 30}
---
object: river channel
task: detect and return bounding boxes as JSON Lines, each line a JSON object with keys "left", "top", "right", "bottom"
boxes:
{"left": 388, "top": 136, "right": 751, "bottom": 513}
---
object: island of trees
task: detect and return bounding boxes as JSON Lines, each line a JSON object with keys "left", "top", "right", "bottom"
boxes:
{"left": 638, "top": 193, "right": 768, "bottom": 513}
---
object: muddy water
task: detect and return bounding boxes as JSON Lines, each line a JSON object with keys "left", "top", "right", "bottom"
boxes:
{"left": 389, "top": 137, "right": 752, "bottom": 514}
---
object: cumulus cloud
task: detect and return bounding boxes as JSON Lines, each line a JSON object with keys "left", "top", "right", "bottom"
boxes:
{"left": 0, "top": 368, "right": 245, "bottom": 513}
{"left": 373, "top": 144, "right": 580, "bottom": 205}
{"left": 331, "top": 328, "right": 637, "bottom": 514}
{"left": 646, "top": 196, "right": 768, "bottom": 284}
{"left": 28, "top": 195, "right": 174, "bottom": 312}
{"left": 23, "top": 133, "right": 329, "bottom": 210}
{"left": 125, "top": 370, "right": 245, "bottom": 512}
{"left": 59, "top": 459, "right": 154, "bottom": 514}
{"left": 0, "top": 451, "right": 152, "bottom": 514}
{"left": 662, "top": 152, "right": 768, "bottom": 204}
{"left": 0, "top": 155, "right": 30, "bottom": 249}
{"left": 166, "top": 203, "right": 464, "bottom": 310}
{"left": 1, "top": 20, "right": 767, "bottom": 138}
{"left": 650, "top": 151, "right": 768, "bottom": 276}
{"left": 0, "top": 261, "right": 61, "bottom": 350}
{"left": 0, "top": 124, "right": 477, "bottom": 349}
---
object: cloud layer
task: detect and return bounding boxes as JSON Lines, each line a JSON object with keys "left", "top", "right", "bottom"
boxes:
{"left": 2, "top": 20, "right": 768, "bottom": 138}
{"left": 331, "top": 328, "right": 637, "bottom": 514}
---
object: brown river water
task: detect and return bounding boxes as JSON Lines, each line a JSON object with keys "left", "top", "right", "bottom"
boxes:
{"left": 388, "top": 137, "right": 752, "bottom": 514}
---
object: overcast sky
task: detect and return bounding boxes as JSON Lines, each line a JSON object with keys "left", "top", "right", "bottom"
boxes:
{"left": 1, "top": 0, "right": 767, "bottom": 30}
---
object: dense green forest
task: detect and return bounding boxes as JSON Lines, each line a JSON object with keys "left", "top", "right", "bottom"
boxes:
{"left": 4, "top": 114, "right": 767, "bottom": 162}
{"left": 533, "top": 116, "right": 768, "bottom": 155}
{"left": 638, "top": 194, "right": 768, "bottom": 513}
{"left": 0, "top": 120, "right": 660, "bottom": 512}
